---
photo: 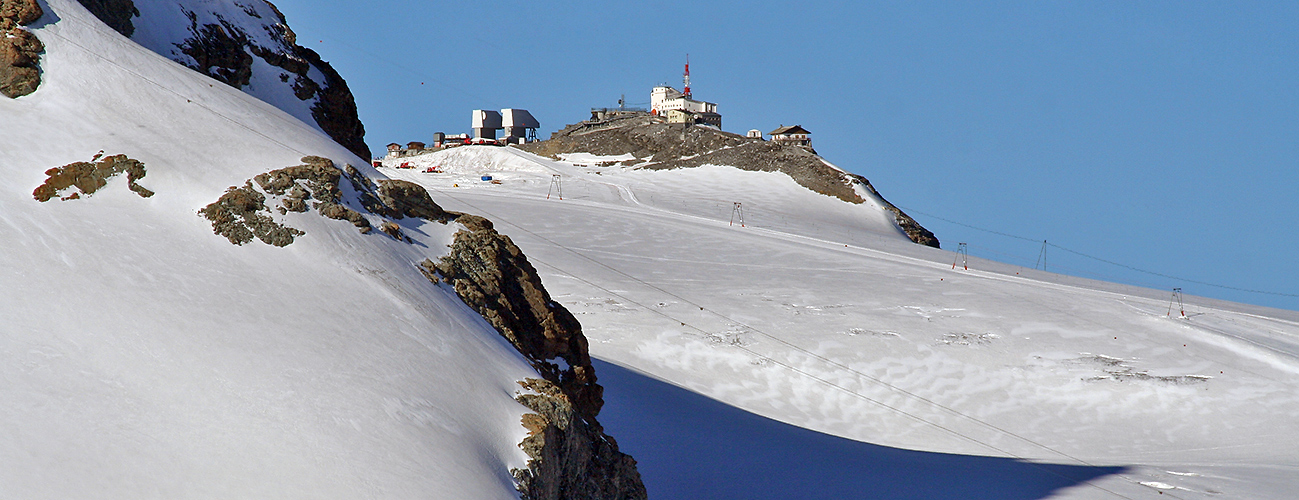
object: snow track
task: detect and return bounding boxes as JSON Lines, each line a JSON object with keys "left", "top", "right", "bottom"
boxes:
{"left": 387, "top": 146, "right": 1299, "bottom": 499}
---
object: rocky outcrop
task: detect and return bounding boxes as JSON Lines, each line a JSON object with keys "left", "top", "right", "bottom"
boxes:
{"left": 520, "top": 114, "right": 940, "bottom": 248}
{"left": 376, "top": 178, "right": 452, "bottom": 221}
{"left": 522, "top": 114, "right": 749, "bottom": 163}
{"left": 74, "top": 0, "right": 138, "bottom": 37}
{"left": 176, "top": 19, "right": 253, "bottom": 88}
{"left": 200, "top": 156, "right": 385, "bottom": 245}
{"left": 419, "top": 213, "right": 646, "bottom": 499}
{"left": 200, "top": 157, "right": 467, "bottom": 246}
{"left": 1, "top": 0, "right": 41, "bottom": 25}
{"left": 1, "top": 0, "right": 44, "bottom": 98}
{"left": 33, "top": 152, "right": 154, "bottom": 202}
{"left": 848, "top": 173, "right": 940, "bottom": 248}
{"left": 199, "top": 181, "right": 303, "bottom": 246}
{"left": 203, "top": 156, "right": 647, "bottom": 498}
{"left": 422, "top": 215, "right": 603, "bottom": 420}
{"left": 77, "top": 1, "right": 370, "bottom": 160}
{"left": 297, "top": 45, "right": 369, "bottom": 161}
{"left": 513, "top": 378, "right": 647, "bottom": 500}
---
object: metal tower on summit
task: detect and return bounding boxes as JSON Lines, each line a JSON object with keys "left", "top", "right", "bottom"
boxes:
{"left": 683, "top": 55, "right": 691, "bottom": 99}
{"left": 649, "top": 56, "right": 720, "bottom": 127}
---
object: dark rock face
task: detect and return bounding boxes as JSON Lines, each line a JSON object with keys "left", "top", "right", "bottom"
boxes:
{"left": 377, "top": 179, "right": 451, "bottom": 221}
{"left": 422, "top": 219, "right": 647, "bottom": 500}
{"left": 74, "top": 0, "right": 138, "bottom": 37}
{"left": 513, "top": 378, "right": 647, "bottom": 500}
{"left": 77, "top": 0, "right": 370, "bottom": 160}
{"left": 33, "top": 153, "right": 154, "bottom": 202}
{"left": 296, "top": 45, "right": 369, "bottom": 161}
{"left": 1, "top": 0, "right": 44, "bottom": 98}
{"left": 848, "top": 173, "right": 940, "bottom": 248}
{"left": 176, "top": 19, "right": 253, "bottom": 88}
{"left": 426, "top": 218, "right": 603, "bottom": 421}
{"left": 520, "top": 114, "right": 941, "bottom": 248}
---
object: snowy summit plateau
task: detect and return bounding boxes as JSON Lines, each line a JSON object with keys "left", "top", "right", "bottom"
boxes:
{"left": 3, "top": 1, "right": 1298, "bottom": 499}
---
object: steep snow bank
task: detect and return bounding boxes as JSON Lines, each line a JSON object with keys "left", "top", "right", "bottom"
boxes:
{"left": 0, "top": 1, "right": 543, "bottom": 497}
{"left": 77, "top": 0, "right": 370, "bottom": 159}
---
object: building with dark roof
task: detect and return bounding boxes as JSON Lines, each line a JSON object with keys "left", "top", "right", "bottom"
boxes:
{"left": 769, "top": 125, "right": 811, "bottom": 146}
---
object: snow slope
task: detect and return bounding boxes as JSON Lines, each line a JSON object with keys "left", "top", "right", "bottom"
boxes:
{"left": 1, "top": 2, "right": 539, "bottom": 498}
{"left": 127, "top": 0, "right": 323, "bottom": 133}
{"left": 383, "top": 146, "right": 1299, "bottom": 499}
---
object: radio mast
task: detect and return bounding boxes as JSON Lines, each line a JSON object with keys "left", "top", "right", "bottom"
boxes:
{"left": 683, "top": 54, "right": 691, "bottom": 99}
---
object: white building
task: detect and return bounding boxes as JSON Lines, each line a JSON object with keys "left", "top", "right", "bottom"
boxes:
{"left": 470, "top": 109, "right": 539, "bottom": 144}
{"left": 650, "top": 85, "right": 721, "bottom": 127}
{"left": 501, "top": 109, "right": 540, "bottom": 144}
{"left": 471, "top": 110, "right": 503, "bottom": 140}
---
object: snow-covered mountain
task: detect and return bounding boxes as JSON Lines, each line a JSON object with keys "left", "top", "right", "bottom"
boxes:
{"left": 1, "top": 1, "right": 643, "bottom": 498}
{"left": 73, "top": 0, "right": 369, "bottom": 159}
{"left": 9, "top": 0, "right": 1299, "bottom": 498}
{"left": 379, "top": 142, "right": 1299, "bottom": 499}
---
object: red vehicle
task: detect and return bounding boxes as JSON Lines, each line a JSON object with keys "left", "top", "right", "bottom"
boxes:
{"left": 397, "top": 162, "right": 414, "bottom": 169}
{"left": 423, "top": 166, "right": 442, "bottom": 173}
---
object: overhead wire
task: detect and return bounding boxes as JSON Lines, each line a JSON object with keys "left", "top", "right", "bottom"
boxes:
{"left": 897, "top": 205, "right": 1298, "bottom": 299}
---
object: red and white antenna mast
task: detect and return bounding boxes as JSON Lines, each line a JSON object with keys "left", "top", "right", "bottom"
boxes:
{"left": 683, "top": 54, "right": 691, "bottom": 99}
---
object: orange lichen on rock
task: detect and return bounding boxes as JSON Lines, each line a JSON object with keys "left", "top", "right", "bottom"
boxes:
{"left": 33, "top": 153, "right": 154, "bottom": 202}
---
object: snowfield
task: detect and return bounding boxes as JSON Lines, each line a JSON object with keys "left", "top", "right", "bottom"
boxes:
{"left": 1, "top": 1, "right": 539, "bottom": 498}
{"left": 6, "top": 0, "right": 1298, "bottom": 498}
{"left": 382, "top": 145, "right": 1299, "bottom": 499}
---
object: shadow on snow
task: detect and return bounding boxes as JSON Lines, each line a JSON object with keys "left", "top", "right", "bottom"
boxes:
{"left": 593, "top": 359, "right": 1128, "bottom": 500}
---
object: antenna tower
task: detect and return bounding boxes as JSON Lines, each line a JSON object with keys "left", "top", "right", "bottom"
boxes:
{"left": 683, "top": 54, "right": 691, "bottom": 99}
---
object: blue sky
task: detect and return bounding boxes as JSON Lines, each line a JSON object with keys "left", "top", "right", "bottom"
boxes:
{"left": 273, "top": 1, "right": 1299, "bottom": 311}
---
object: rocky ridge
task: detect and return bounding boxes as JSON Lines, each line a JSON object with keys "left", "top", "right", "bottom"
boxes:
{"left": 419, "top": 215, "right": 647, "bottom": 499}
{"left": 200, "top": 155, "right": 371, "bottom": 246}
{"left": 520, "top": 114, "right": 940, "bottom": 247}
{"left": 203, "top": 156, "right": 645, "bottom": 499}
{"left": 513, "top": 378, "right": 647, "bottom": 500}
{"left": 76, "top": 0, "right": 370, "bottom": 160}
{"left": 0, "top": 0, "right": 44, "bottom": 98}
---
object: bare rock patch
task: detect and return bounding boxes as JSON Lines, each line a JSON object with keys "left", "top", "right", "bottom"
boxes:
{"left": 200, "top": 156, "right": 453, "bottom": 246}
{"left": 1, "top": 0, "right": 45, "bottom": 98}
{"left": 33, "top": 152, "right": 154, "bottom": 202}
{"left": 198, "top": 182, "right": 302, "bottom": 247}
